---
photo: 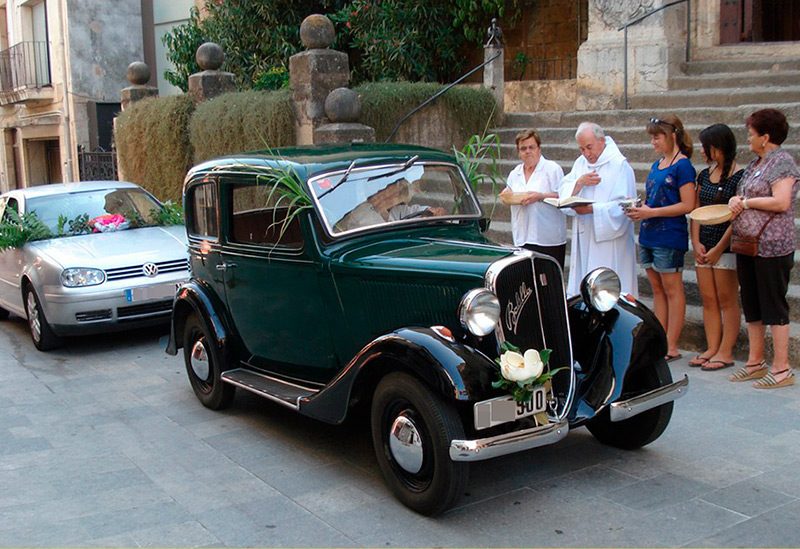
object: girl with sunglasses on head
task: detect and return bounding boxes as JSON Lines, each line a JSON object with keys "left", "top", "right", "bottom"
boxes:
{"left": 626, "top": 115, "right": 696, "bottom": 363}
{"left": 688, "top": 124, "right": 744, "bottom": 371}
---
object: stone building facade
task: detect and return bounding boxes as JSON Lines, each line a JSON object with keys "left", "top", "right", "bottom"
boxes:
{"left": 0, "top": 0, "right": 195, "bottom": 191}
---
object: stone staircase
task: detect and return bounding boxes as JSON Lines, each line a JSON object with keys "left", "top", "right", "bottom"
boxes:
{"left": 483, "top": 57, "right": 800, "bottom": 363}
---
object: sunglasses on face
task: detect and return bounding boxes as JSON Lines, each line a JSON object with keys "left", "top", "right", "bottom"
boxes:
{"left": 649, "top": 118, "right": 678, "bottom": 132}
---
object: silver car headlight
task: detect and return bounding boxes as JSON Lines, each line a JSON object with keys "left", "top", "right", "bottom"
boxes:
{"left": 458, "top": 288, "right": 501, "bottom": 336}
{"left": 581, "top": 267, "right": 620, "bottom": 312}
{"left": 61, "top": 268, "right": 106, "bottom": 287}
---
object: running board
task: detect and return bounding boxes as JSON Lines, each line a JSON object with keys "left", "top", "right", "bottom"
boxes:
{"left": 221, "top": 368, "right": 319, "bottom": 410}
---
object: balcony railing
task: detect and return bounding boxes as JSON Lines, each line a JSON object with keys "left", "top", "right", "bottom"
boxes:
{"left": 0, "top": 41, "right": 51, "bottom": 94}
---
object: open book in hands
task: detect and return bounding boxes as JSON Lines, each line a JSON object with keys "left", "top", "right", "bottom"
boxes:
{"left": 542, "top": 196, "right": 595, "bottom": 209}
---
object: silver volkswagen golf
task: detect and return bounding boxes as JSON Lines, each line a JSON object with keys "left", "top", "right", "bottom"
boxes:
{"left": 0, "top": 181, "right": 189, "bottom": 351}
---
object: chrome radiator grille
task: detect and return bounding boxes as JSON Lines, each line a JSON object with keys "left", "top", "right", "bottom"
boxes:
{"left": 105, "top": 259, "right": 188, "bottom": 281}
{"left": 488, "top": 252, "right": 573, "bottom": 415}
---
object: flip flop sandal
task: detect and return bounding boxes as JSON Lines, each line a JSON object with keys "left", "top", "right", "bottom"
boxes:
{"left": 665, "top": 353, "right": 683, "bottom": 363}
{"left": 701, "top": 360, "right": 735, "bottom": 371}
{"left": 754, "top": 369, "right": 795, "bottom": 389}
{"left": 688, "top": 355, "right": 710, "bottom": 367}
{"left": 729, "top": 362, "right": 767, "bottom": 382}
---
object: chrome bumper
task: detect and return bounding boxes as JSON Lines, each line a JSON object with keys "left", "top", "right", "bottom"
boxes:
{"left": 609, "top": 374, "right": 689, "bottom": 422}
{"left": 450, "top": 420, "right": 569, "bottom": 462}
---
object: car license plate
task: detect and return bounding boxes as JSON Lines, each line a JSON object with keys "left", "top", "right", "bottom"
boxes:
{"left": 125, "top": 283, "right": 179, "bottom": 302}
{"left": 473, "top": 386, "right": 547, "bottom": 430}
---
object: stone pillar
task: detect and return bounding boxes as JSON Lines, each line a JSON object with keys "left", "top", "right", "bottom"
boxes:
{"left": 483, "top": 18, "right": 505, "bottom": 116}
{"left": 188, "top": 42, "right": 236, "bottom": 104}
{"left": 314, "top": 88, "right": 375, "bottom": 144}
{"left": 120, "top": 62, "right": 158, "bottom": 111}
{"left": 577, "top": 0, "right": 688, "bottom": 110}
{"left": 289, "top": 15, "right": 349, "bottom": 145}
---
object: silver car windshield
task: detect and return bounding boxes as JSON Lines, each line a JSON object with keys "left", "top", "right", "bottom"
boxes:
{"left": 26, "top": 188, "right": 163, "bottom": 233}
{"left": 308, "top": 162, "right": 481, "bottom": 236}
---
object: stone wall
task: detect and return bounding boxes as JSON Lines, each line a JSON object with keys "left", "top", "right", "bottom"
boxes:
{"left": 504, "top": 79, "right": 577, "bottom": 112}
{"left": 576, "top": 0, "right": 687, "bottom": 110}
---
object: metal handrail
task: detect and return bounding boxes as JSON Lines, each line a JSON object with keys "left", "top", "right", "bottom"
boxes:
{"left": 617, "top": 0, "right": 690, "bottom": 109}
{"left": 384, "top": 50, "right": 502, "bottom": 143}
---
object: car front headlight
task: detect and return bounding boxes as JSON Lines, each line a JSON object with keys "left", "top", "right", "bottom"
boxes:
{"left": 61, "top": 268, "right": 106, "bottom": 287}
{"left": 581, "top": 267, "right": 620, "bottom": 312}
{"left": 458, "top": 288, "right": 500, "bottom": 336}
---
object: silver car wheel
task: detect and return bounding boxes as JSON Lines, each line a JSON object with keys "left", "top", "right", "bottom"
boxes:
{"left": 389, "top": 412, "right": 424, "bottom": 474}
{"left": 26, "top": 291, "right": 41, "bottom": 343}
{"left": 190, "top": 338, "right": 210, "bottom": 380}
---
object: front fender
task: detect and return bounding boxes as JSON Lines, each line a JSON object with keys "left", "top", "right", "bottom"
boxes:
{"left": 567, "top": 295, "right": 667, "bottom": 425}
{"left": 166, "top": 280, "right": 230, "bottom": 356}
{"left": 298, "top": 327, "right": 498, "bottom": 424}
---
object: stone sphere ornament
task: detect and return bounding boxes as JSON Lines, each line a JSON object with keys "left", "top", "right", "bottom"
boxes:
{"left": 300, "top": 14, "right": 335, "bottom": 49}
{"left": 196, "top": 42, "right": 225, "bottom": 71}
{"left": 324, "top": 88, "right": 361, "bottom": 123}
{"left": 126, "top": 61, "right": 151, "bottom": 86}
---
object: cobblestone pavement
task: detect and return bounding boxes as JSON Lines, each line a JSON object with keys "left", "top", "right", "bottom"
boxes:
{"left": 1, "top": 316, "right": 799, "bottom": 547}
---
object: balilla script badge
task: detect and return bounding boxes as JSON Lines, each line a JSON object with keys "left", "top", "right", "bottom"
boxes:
{"left": 505, "top": 281, "right": 533, "bottom": 335}
{"left": 142, "top": 262, "right": 159, "bottom": 277}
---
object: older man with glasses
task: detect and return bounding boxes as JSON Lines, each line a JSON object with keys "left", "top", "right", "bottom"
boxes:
{"left": 559, "top": 121, "right": 638, "bottom": 298}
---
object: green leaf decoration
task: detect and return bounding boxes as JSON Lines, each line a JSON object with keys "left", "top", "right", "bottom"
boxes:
{"left": 0, "top": 209, "right": 52, "bottom": 251}
{"left": 539, "top": 349, "right": 552, "bottom": 365}
{"left": 500, "top": 340, "right": 521, "bottom": 353}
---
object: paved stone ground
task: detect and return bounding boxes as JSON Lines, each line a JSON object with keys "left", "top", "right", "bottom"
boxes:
{"left": 1, "top": 315, "right": 799, "bottom": 548}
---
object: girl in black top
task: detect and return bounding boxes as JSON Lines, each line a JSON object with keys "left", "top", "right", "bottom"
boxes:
{"left": 689, "top": 124, "right": 744, "bottom": 370}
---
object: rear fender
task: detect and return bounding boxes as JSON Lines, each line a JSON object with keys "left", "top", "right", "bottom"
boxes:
{"left": 299, "top": 327, "right": 498, "bottom": 424}
{"left": 567, "top": 295, "right": 667, "bottom": 424}
{"left": 166, "top": 280, "right": 230, "bottom": 356}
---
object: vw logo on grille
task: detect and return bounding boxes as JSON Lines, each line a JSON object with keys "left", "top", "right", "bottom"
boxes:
{"left": 142, "top": 262, "right": 159, "bottom": 277}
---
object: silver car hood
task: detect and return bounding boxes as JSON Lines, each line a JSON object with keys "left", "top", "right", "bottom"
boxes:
{"left": 29, "top": 226, "right": 188, "bottom": 269}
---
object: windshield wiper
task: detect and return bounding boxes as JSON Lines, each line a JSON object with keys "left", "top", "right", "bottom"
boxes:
{"left": 367, "top": 155, "right": 419, "bottom": 182}
{"left": 317, "top": 160, "right": 357, "bottom": 200}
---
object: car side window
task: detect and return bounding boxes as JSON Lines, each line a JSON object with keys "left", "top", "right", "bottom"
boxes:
{"left": 2, "top": 197, "right": 18, "bottom": 222}
{"left": 187, "top": 182, "right": 218, "bottom": 238}
{"left": 226, "top": 175, "right": 304, "bottom": 249}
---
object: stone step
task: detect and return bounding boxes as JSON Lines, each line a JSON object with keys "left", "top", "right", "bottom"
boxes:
{"left": 681, "top": 58, "right": 800, "bottom": 76}
{"left": 502, "top": 102, "right": 800, "bottom": 129}
{"left": 669, "top": 70, "right": 800, "bottom": 91}
{"left": 497, "top": 142, "right": 800, "bottom": 166}
{"left": 628, "top": 86, "right": 800, "bottom": 110}
{"left": 494, "top": 124, "right": 800, "bottom": 146}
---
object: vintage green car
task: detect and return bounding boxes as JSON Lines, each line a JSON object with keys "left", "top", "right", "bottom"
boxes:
{"left": 167, "top": 144, "right": 688, "bottom": 515}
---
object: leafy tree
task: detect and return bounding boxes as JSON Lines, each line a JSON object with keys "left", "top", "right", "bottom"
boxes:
{"left": 163, "top": 0, "right": 522, "bottom": 89}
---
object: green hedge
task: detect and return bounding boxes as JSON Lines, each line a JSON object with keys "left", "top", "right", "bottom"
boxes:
{"left": 114, "top": 95, "right": 195, "bottom": 203}
{"left": 356, "top": 82, "right": 499, "bottom": 143}
{"left": 190, "top": 89, "right": 295, "bottom": 163}
{"left": 114, "top": 84, "right": 497, "bottom": 201}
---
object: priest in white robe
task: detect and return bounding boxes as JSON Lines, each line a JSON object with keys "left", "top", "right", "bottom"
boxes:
{"left": 560, "top": 122, "right": 638, "bottom": 298}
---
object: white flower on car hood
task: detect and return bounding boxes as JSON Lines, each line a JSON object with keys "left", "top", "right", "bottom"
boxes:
{"left": 500, "top": 349, "right": 544, "bottom": 382}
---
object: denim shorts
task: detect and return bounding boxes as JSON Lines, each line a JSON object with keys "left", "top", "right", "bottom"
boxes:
{"left": 639, "top": 245, "right": 686, "bottom": 273}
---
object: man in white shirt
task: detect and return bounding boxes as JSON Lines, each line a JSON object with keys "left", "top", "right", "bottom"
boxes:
{"left": 560, "top": 122, "right": 638, "bottom": 297}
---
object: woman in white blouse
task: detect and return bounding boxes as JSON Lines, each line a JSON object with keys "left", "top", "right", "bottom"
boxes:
{"left": 501, "top": 129, "right": 567, "bottom": 268}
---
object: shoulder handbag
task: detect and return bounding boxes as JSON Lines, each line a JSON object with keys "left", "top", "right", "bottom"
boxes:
{"left": 730, "top": 213, "right": 777, "bottom": 256}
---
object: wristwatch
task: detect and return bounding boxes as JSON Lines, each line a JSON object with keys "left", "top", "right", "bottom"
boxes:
{"left": 742, "top": 197, "right": 749, "bottom": 210}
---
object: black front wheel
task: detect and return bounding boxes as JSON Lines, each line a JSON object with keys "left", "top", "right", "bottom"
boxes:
{"left": 24, "top": 286, "right": 63, "bottom": 352}
{"left": 587, "top": 358, "right": 674, "bottom": 450}
{"left": 371, "top": 372, "right": 468, "bottom": 516}
{"left": 183, "top": 313, "right": 235, "bottom": 410}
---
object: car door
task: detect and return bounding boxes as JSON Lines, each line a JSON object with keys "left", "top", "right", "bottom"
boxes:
{"left": 218, "top": 174, "right": 339, "bottom": 384}
{"left": 0, "top": 196, "right": 27, "bottom": 314}
{"left": 185, "top": 178, "right": 228, "bottom": 309}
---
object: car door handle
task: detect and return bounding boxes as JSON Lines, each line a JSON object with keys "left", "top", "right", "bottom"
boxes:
{"left": 216, "top": 262, "right": 237, "bottom": 271}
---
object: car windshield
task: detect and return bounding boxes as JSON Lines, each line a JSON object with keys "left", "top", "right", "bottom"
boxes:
{"left": 26, "top": 188, "right": 163, "bottom": 234}
{"left": 308, "top": 161, "right": 481, "bottom": 236}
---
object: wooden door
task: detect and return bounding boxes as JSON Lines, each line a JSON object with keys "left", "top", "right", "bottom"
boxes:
{"left": 720, "top": 0, "right": 743, "bottom": 44}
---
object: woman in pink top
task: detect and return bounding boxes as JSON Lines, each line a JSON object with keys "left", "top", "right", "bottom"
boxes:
{"left": 728, "top": 108, "right": 800, "bottom": 389}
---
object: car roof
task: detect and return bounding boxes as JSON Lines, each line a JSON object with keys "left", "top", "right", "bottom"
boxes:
{"left": 187, "top": 143, "right": 457, "bottom": 182}
{"left": 1, "top": 181, "right": 141, "bottom": 199}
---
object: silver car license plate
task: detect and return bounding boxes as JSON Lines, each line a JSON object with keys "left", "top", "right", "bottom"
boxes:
{"left": 473, "top": 387, "right": 546, "bottom": 430}
{"left": 125, "top": 283, "right": 179, "bottom": 302}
